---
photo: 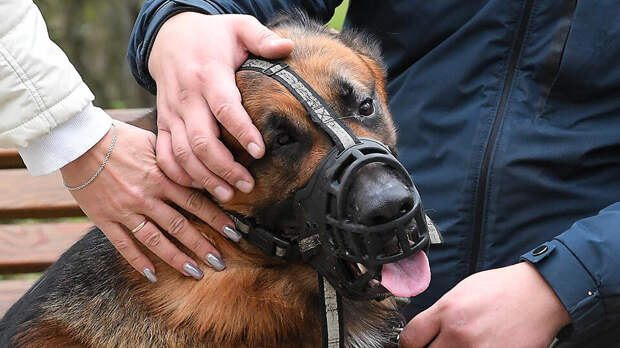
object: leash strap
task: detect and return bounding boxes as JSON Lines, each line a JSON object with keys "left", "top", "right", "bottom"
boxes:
{"left": 239, "top": 58, "right": 358, "bottom": 151}
{"left": 318, "top": 274, "right": 344, "bottom": 348}
{"left": 230, "top": 211, "right": 345, "bottom": 347}
{"left": 238, "top": 58, "right": 354, "bottom": 348}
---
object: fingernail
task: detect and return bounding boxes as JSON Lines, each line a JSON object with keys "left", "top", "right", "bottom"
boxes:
{"left": 143, "top": 268, "right": 158, "bottom": 283}
{"left": 247, "top": 142, "right": 262, "bottom": 158}
{"left": 223, "top": 225, "right": 242, "bottom": 242}
{"left": 235, "top": 180, "right": 254, "bottom": 193}
{"left": 214, "top": 186, "right": 233, "bottom": 201}
{"left": 183, "top": 262, "right": 204, "bottom": 280}
{"left": 206, "top": 253, "right": 226, "bottom": 271}
{"left": 191, "top": 181, "right": 203, "bottom": 189}
{"left": 273, "top": 38, "right": 293, "bottom": 47}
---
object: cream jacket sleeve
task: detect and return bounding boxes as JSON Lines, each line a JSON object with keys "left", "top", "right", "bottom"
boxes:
{"left": 0, "top": 0, "right": 111, "bottom": 175}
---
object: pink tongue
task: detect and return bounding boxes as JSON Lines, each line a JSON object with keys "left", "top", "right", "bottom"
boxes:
{"left": 381, "top": 251, "right": 431, "bottom": 297}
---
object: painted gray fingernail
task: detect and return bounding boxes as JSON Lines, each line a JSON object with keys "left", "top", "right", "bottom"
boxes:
{"left": 223, "top": 225, "right": 242, "bottom": 242}
{"left": 206, "top": 253, "right": 226, "bottom": 271}
{"left": 143, "top": 268, "right": 158, "bottom": 283}
{"left": 183, "top": 262, "right": 204, "bottom": 280}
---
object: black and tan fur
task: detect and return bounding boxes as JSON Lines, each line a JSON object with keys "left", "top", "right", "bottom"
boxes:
{"left": 0, "top": 15, "right": 405, "bottom": 348}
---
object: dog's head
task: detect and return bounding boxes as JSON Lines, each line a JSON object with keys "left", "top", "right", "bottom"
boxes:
{"left": 217, "top": 16, "right": 432, "bottom": 301}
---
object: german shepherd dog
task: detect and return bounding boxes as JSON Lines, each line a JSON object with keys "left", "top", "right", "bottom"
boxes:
{"left": 0, "top": 15, "right": 432, "bottom": 348}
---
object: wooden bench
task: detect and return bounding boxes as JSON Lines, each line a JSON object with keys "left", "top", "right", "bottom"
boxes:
{"left": 0, "top": 108, "right": 154, "bottom": 317}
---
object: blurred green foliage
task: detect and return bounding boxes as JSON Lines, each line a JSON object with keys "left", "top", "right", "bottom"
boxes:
{"left": 327, "top": 0, "right": 349, "bottom": 31}
{"left": 0, "top": 273, "right": 42, "bottom": 281}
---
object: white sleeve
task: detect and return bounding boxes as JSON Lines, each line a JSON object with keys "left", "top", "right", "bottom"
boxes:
{"left": 17, "top": 103, "right": 112, "bottom": 176}
{"left": 0, "top": 0, "right": 95, "bottom": 148}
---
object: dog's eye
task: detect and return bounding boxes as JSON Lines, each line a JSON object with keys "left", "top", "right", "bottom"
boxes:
{"left": 275, "top": 133, "right": 294, "bottom": 147}
{"left": 358, "top": 99, "right": 374, "bottom": 116}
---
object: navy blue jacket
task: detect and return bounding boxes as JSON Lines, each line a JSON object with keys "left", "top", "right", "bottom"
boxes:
{"left": 128, "top": 1, "right": 620, "bottom": 345}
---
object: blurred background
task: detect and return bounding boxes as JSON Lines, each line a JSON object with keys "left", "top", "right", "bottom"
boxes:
{"left": 35, "top": 0, "right": 152, "bottom": 109}
{"left": 34, "top": 0, "right": 349, "bottom": 109}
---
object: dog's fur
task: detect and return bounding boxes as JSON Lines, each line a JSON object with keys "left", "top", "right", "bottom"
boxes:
{"left": 0, "top": 15, "right": 405, "bottom": 348}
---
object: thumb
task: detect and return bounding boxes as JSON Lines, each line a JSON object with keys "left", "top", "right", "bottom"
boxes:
{"left": 236, "top": 16, "right": 294, "bottom": 58}
{"left": 400, "top": 306, "right": 441, "bottom": 348}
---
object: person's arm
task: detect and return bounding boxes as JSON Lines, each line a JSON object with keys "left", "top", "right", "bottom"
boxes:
{"left": 520, "top": 202, "right": 620, "bottom": 341}
{"left": 0, "top": 0, "right": 232, "bottom": 281}
{"left": 128, "top": 0, "right": 342, "bottom": 94}
{"left": 126, "top": 1, "right": 340, "bottom": 199}
{"left": 0, "top": 0, "right": 108, "bottom": 164}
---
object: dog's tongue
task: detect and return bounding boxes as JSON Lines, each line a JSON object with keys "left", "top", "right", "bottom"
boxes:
{"left": 381, "top": 251, "right": 431, "bottom": 297}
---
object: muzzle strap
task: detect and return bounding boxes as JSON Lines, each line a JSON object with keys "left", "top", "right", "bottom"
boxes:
{"left": 426, "top": 215, "right": 444, "bottom": 245}
{"left": 227, "top": 212, "right": 298, "bottom": 261}
{"left": 239, "top": 58, "right": 358, "bottom": 151}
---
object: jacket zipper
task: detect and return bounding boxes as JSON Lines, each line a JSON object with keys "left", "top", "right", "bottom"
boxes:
{"left": 468, "top": 0, "right": 534, "bottom": 275}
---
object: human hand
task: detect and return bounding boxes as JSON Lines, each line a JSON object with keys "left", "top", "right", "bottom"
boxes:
{"left": 148, "top": 12, "right": 294, "bottom": 200}
{"left": 60, "top": 121, "right": 239, "bottom": 282}
{"left": 400, "top": 262, "right": 571, "bottom": 348}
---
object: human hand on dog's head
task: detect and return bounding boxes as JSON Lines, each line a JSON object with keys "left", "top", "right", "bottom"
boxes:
{"left": 60, "top": 121, "right": 236, "bottom": 282}
{"left": 399, "top": 262, "right": 571, "bottom": 348}
{"left": 148, "top": 12, "right": 294, "bottom": 201}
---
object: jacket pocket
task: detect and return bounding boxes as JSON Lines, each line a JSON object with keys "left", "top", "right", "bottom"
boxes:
{"left": 538, "top": 1, "right": 620, "bottom": 128}
{"left": 535, "top": 0, "right": 577, "bottom": 117}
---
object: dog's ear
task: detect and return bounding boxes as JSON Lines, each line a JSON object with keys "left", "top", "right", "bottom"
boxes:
{"left": 269, "top": 9, "right": 326, "bottom": 33}
{"left": 268, "top": 10, "right": 385, "bottom": 71}
{"left": 338, "top": 30, "right": 386, "bottom": 73}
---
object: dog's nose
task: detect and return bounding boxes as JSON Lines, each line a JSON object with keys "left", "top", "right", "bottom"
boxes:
{"left": 346, "top": 163, "right": 414, "bottom": 226}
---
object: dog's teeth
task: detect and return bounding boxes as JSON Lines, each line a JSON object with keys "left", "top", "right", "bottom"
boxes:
{"left": 356, "top": 263, "right": 368, "bottom": 274}
{"left": 368, "top": 279, "right": 380, "bottom": 287}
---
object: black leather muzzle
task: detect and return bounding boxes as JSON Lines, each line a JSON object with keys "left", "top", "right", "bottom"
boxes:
{"left": 294, "top": 138, "right": 430, "bottom": 299}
